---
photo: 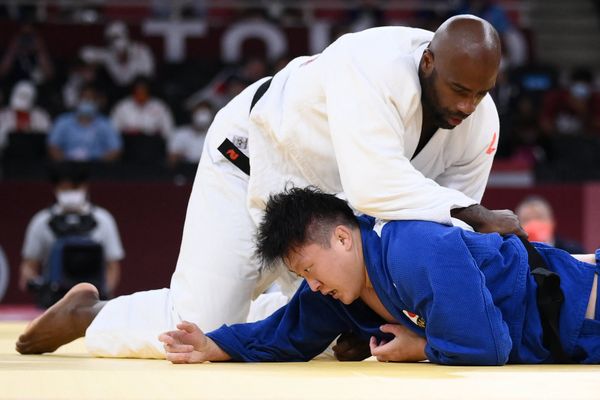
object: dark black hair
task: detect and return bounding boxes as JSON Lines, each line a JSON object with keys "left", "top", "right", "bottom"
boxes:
{"left": 131, "top": 76, "right": 153, "bottom": 92}
{"left": 48, "top": 162, "right": 90, "bottom": 186}
{"left": 255, "top": 186, "right": 358, "bottom": 269}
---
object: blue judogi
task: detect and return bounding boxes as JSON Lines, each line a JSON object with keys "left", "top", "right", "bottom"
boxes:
{"left": 207, "top": 217, "right": 600, "bottom": 365}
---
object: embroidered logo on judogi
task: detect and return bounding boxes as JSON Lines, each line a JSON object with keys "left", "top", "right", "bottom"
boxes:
{"left": 485, "top": 132, "right": 497, "bottom": 155}
{"left": 403, "top": 310, "right": 426, "bottom": 328}
{"left": 232, "top": 136, "right": 248, "bottom": 150}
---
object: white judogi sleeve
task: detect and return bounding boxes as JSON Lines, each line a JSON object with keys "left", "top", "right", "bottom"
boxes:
{"left": 320, "top": 31, "right": 480, "bottom": 225}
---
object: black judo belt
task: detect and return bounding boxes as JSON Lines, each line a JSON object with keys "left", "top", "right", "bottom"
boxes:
{"left": 518, "top": 236, "right": 573, "bottom": 363}
{"left": 217, "top": 78, "right": 272, "bottom": 176}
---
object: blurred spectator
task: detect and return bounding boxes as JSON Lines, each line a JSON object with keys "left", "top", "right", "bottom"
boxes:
{"left": 0, "top": 22, "right": 54, "bottom": 86}
{"left": 168, "top": 101, "right": 214, "bottom": 167}
{"left": 413, "top": 4, "right": 448, "bottom": 33}
{"left": 48, "top": 84, "right": 122, "bottom": 162}
{"left": 0, "top": 3, "right": 39, "bottom": 21}
{"left": 151, "top": 0, "right": 207, "bottom": 19}
{"left": 0, "top": 245, "right": 8, "bottom": 303}
{"left": 239, "top": 56, "right": 269, "bottom": 84}
{"left": 185, "top": 57, "right": 268, "bottom": 109}
{"left": 347, "top": 0, "right": 385, "bottom": 32}
{"left": 540, "top": 68, "right": 600, "bottom": 136}
{"left": 454, "top": 0, "right": 528, "bottom": 67}
{"left": 80, "top": 21, "right": 155, "bottom": 88}
{"left": 219, "top": 74, "right": 250, "bottom": 107}
{"left": 516, "top": 195, "right": 586, "bottom": 253}
{"left": 19, "top": 162, "right": 124, "bottom": 307}
{"left": 272, "top": 54, "right": 291, "bottom": 75}
{"left": 221, "top": 8, "right": 287, "bottom": 65}
{"left": 0, "top": 80, "right": 51, "bottom": 149}
{"left": 62, "top": 59, "right": 102, "bottom": 110}
{"left": 110, "top": 77, "right": 174, "bottom": 139}
{"left": 500, "top": 93, "right": 546, "bottom": 164}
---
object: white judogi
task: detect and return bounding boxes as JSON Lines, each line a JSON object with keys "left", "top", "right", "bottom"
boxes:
{"left": 86, "top": 27, "right": 499, "bottom": 358}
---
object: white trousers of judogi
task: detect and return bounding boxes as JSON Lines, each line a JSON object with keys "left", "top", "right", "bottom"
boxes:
{"left": 85, "top": 79, "right": 293, "bottom": 358}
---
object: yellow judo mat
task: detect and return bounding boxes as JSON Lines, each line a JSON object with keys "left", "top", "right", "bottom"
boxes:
{"left": 1, "top": 322, "right": 600, "bottom": 400}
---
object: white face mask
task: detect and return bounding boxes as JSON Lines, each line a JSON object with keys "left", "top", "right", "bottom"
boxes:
{"left": 56, "top": 189, "right": 87, "bottom": 210}
{"left": 111, "top": 37, "right": 129, "bottom": 52}
{"left": 11, "top": 92, "right": 33, "bottom": 110}
{"left": 193, "top": 109, "right": 213, "bottom": 130}
{"left": 10, "top": 82, "right": 35, "bottom": 110}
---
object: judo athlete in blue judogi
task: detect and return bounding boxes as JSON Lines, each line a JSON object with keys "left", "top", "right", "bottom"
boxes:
{"left": 159, "top": 187, "right": 600, "bottom": 365}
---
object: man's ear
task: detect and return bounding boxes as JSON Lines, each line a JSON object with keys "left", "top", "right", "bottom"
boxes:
{"left": 333, "top": 225, "right": 353, "bottom": 250}
{"left": 421, "top": 48, "right": 434, "bottom": 76}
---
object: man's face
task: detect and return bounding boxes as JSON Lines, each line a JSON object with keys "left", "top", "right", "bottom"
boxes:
{"left": 55, "top": 181, "right": 88, "bottom": 211}
{"left": 285, "top": 229, "right": 364, "bottom": 305}
{"left": 517, "top": 202, "right": 556, "bottom": 243}
{"left": 420, "top": 49, "right": 497, "bottom": 129}
{"left": 133, "top": 84, "right": 150, "bottom": 104}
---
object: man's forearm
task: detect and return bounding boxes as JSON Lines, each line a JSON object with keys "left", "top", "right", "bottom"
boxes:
{"left": 451, "top": 204, "right": 526, "bottom": 237}
{"left": 451, "top": 204, "right": 489, "bottom": 231}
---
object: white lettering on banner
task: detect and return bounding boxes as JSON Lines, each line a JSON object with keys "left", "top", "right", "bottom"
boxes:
{"left": 221, "top": 20, "right": 287, "bottom": 63}
{"left": 143, "top": 20, "right": 207, "bottom": 62}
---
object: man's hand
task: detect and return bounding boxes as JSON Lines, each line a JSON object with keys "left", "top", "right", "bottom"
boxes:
{"left": 158, "top": 321, "right": 230, "bottom": 364}
{"left": 332, "top": 332, "right": 371, "bottom": 361}
{"left": 369, "top": 324, "right": 427, "bottom": 362}
{"left": 452, "top": 204, "right": 527, "bottom": 238}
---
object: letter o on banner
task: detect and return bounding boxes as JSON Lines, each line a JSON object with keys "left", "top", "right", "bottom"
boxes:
{"left": 221, "top": 20, "right": 287, "bottom": 63}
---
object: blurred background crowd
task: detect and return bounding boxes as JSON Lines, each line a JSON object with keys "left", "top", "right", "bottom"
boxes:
{"left": 1, "top": 0, "right": 599, "bottom": 307}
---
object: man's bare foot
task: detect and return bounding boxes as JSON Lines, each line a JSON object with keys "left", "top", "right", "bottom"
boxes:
{"left": 16, "top": 283, "right": 104, "bottom": 354}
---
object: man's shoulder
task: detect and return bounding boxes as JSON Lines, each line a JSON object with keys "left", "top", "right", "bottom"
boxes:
{"left": 131, "top": 41, "right": 153, "bottom": 56}
{"left": 384, "top": 219, "right": 450, "bottom": 235}
{"left": 112, "top": 99, "right": 134, "bottom": 113}
{"left": 54, "top": 113, "right": 76, "bottom": 126}
{"left": 27, "top": 207, "right": 53, "bottom": 229}
{"left": 382, "top": 220, "right": 465, "bottom": 250}
{"left": 93, "top": 115, "right": 116, "bottom": 129}
{"left": 90, "top": 206, "right": 116, "bottom": 223}
{"left": 148, "top": 98, "right": 171, "bottom": 112}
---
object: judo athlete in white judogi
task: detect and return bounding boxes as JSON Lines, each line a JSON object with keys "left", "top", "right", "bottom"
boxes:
{"left": 16, "top": 15, "right": 525, "bottom": 359}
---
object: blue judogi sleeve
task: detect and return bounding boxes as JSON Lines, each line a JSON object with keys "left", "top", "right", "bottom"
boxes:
{"left": 206, "top": 282, "right": 355, "bottom": 362}
{"left": 384, "top": 223, "right": 513, "bottom": 365}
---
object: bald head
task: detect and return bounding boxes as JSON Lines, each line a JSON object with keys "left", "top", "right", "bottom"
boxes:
{"left": 430, "top": 15, "right": 501, "bottom": 69}
{"left": 418, "top": 15, "right": 501, "bottom": 129}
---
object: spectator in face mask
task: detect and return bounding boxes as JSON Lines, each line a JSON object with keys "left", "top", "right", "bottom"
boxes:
{"left": 540, "top": 68, "right": 600, "bottom": 136}
{"left": 110, "top": 77, "right": 174, "bottom": 139}
{"left": 167, "top": 101, "right": 214, "bottom": 167}
{"left": 48, "top": 84, "right": 122, "bottom": 162}
{"left": 0, "top": 80, "right": 51, "bottom": 149}
{"left": 19, "top": 162, "right": 124, "bottom": 301}
{"left": 516, "top": 195, "right": 586, "bottom": 254}
{"left": 80, "top": 21, "right": 155, "bottom": 88}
